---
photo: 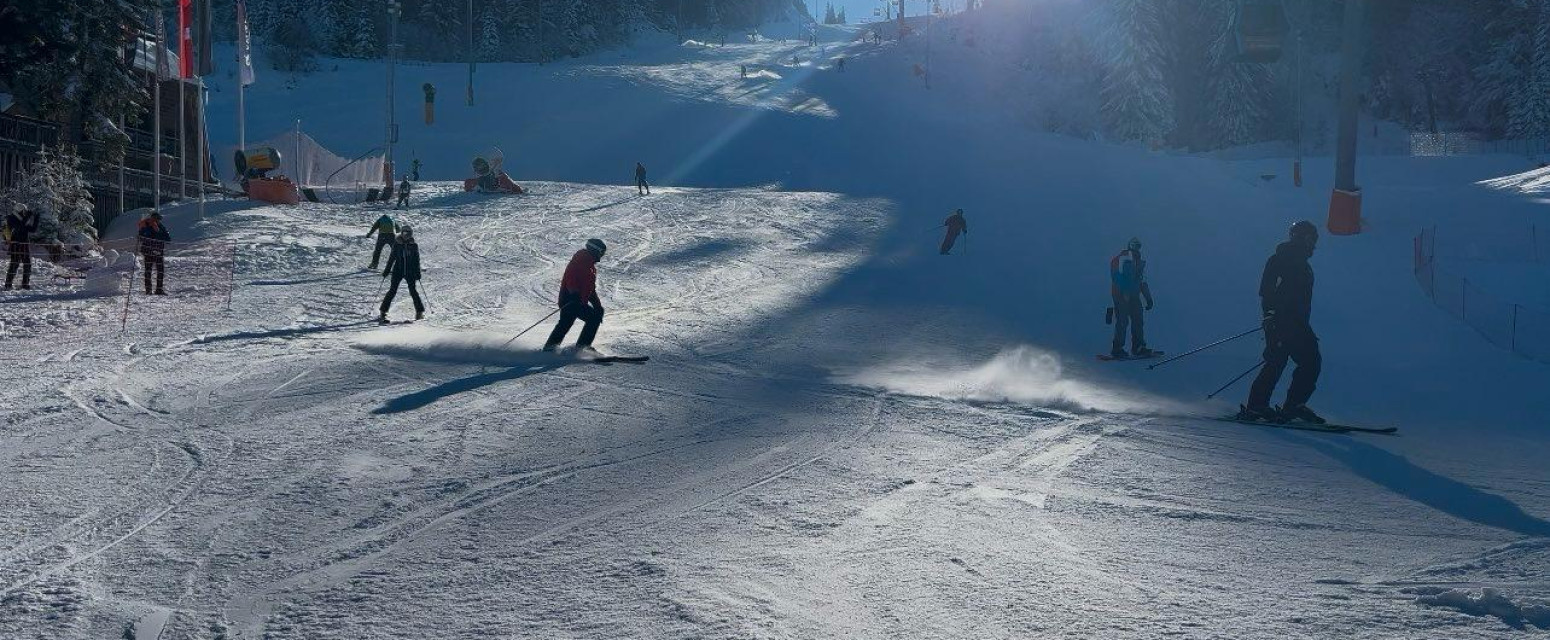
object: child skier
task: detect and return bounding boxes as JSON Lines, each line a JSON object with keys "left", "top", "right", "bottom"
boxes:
{"left": 365, "top": 213, "right": 397, "bottom": 269}
{"left": 1109, "top": 237, "right": 1155, "bottom": 358}
{"left": 379, "top": 225, "right": 424, "bottom": 322}
{"left": 1239, "top": 221, "right": 1323, "bottom": 424}
{"left": 940, "top": 209, "right": 968, "bottom": 255}
{"left": 544, "top": 238, "right": 608, "bottom": 353}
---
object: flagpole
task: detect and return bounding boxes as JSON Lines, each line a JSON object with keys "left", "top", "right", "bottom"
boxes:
{"left": 198, "top": 78, "right": 207, "bottom": 220}
{"left": 153, "top": 8, "right": 164, "bottom": 211}
{"left": 179, "top": 76, "right": 187, "bottom": 199}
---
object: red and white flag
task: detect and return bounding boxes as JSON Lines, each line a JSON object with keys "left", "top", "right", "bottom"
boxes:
{"left": 178, "top": 0, "right": 193, "bottom": 78}
{"left": 236, "top": 0, "right": 256, "bottom": 86}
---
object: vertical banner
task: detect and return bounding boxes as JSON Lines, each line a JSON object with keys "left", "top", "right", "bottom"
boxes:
{"left": 195, "top": 0, "right": 214, "bottom": 77}
{"left": 237, "top": 0, "right": 256, "bottom": 86}
{"left": 178, "top": 0, "right": 193, "bottom": 78}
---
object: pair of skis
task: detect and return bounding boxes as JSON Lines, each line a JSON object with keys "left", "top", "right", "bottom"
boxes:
{"left": 1204, "top": 415, "right": 1396, "bottom": 435}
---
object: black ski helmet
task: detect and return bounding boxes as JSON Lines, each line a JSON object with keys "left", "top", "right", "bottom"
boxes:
{"left": 1289, "top": 220, "right": 1318, "bottom": 243}
{"left": 586, "top": 238, "right": 607, "bottom": 259}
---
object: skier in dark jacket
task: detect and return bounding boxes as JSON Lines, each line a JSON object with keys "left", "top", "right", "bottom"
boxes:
{"left": 379, "top": 225, "right": 424, "bottom": 322}
{"left": 395, "top": 177, "right": 412, "bottom": 209}
{"left": 138, "top": 211, "right": 172, "bottom": 295}
{"left": 544, "top": 238, "right": 607, "bottom": 353}
{"left": 940, "top": 209, "right": 968, "bottom": 255}
{"left": 1240, "top": 220, "right": 1323, "bottom": 424}
{"left": 635, "top": 162, "right": 650, "bottom": 195}
{"left": 4, "top": 204, "right": 39, "bottom": 290}
{"left": 366, "top": 214, "right": 397, "bottom": 269}
{"left": 1109, "top": 237, "right": 1155, "bottom": 358}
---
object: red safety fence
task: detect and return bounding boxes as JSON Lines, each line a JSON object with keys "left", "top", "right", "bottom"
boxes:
{"left": 1, "top": 236, "right": 236, "bottom": 337}
{"left": 1415, "top": 225, "right": 1550, "bottom": 364}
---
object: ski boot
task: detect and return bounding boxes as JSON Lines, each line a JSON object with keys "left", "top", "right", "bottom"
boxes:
{"left": 154, "top": 289, "right": 166, "bottom": 296}
{"left": 415, "top": 311, "right": 424, "bottom": 321}
{"left": 1109, "top": 348, "right": 1129, "bottom": 360}
{"left": 1132, "top": 347, "right": 1156, "bottom": 358}
{"left": 377, "top": 313, "right": 390, "bottom": 325}
{"left": 1235, "top": 404, "right": 1279, "bottom": 422}
{"left": 1279, "top": 404, "right": 1326, "bottom": 425}
{"left": 540, "top": 343, "right": 559, "bottom": 353}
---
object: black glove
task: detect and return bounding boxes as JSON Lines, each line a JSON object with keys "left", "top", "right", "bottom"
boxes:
{"left": 1144, "top": 297, "right": 1154, "bottom": 311}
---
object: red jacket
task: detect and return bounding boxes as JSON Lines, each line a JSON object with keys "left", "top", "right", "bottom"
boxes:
{"left": 559, "top": 249, "right": 598, "bottom": 306}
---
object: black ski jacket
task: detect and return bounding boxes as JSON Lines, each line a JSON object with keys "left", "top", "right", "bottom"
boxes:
{"left": 5, "top": 212, "right": 38, "bottom": 245}
{"left": 384, "top": 240, "right": 422, "bottom": 281}
{"left": 1259, "top": 241, "right": 1314, "bottom": 324}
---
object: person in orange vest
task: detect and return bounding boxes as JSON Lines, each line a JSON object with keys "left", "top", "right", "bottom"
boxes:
{"left": 940, "top": 209, "right": 968, "bottom": 255}
{"left": 1109, "top": 237, "right": 1155, "bottom": 358}
{"left": 544, "top": 238, "right": 608, "bottom": 353}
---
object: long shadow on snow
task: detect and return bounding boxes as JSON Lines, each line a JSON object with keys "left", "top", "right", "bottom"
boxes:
{"left": 194, "top": 320, "right": 378, "bottom": 344}
{"left": 1294, "top": 434, "right": 1550, "bottom": 537}
{"left": 373, "top": 362, "right": 568, "bottom": 414}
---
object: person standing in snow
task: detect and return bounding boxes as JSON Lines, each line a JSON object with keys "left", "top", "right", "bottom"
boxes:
{"left": 940, "top": 209, "right": 968, "bottom": 255}
{"left": 1239, "top": 221, "right": 1324, "bottom": 424}
{"left": 365, "top": 213, "right": 397, "bottom": 269}
{"left": 410, "top": 158, "right": 422, "bottom": 181}
{"left": 379, "top": 225, "right": 424, "bottom": 322}
{"left": 543, "top": 238, "right": 608, "bottom": 353}
{"left": 1109, "top": 237, "right": 1155, "bottom": 358}
{"left": 138, "top": 210, "right": 171, "bottom": 295}
{"left": 741, "top": 64, "right": 748, "bottom": 79}
{"left": 836, "top": 57, "right": 846, "bottom": 72}
{"left": 395, "top": 176, "right": 412, "bottom": 209}
{"left": 635, "top": 162, "right": 650, "bottom": 195}
{"left": 4, "top": 204, "right": 39, "bottom": 290}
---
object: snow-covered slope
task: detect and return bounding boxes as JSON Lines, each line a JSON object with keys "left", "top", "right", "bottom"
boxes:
{"left": 5, "top": 16, "right": 1550, "bottom": 640}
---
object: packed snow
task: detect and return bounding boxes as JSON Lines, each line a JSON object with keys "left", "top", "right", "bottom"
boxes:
{"left": 4, "top": 16, "right": 1550, "bottom": 640}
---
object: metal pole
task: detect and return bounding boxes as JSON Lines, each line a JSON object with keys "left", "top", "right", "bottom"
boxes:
{"left": 467, "top": 0, "right": 475, "bottom": 106}
{"left": 198, "top": 78, "right": 206, "bottom": 219}
{"left": 1146, "top": 324, "right": 1266, "bottom": 370}
{"left": 501, "top": 306, "right": 565, "bottom": 347}
{"left": 178, "top": 75, "right": 187, "bottom": 199}
{"left": 294, "top": 118, "right": 301, "bottom": 186}
{"left": 1332, "top": 0, "right": 1365, "bottom": 193}
{"left": 117, "top": 112, "right": 126, "bottom": 216}
{"left": 1207, "top": 361, "right": 1265, "bottom": 400}
{"left": 385, "top": 0, "right": 401, "bottom": 191}
{"left": 153, "top": 8, "right": 165, "bottom": 211}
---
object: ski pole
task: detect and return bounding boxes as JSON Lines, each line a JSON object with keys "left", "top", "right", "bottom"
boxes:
{"left": 1207, "top": 360, "right": 1265, "bottom": 399}
{"left": 500, "top": 304, "right": 567, "bottom": 348}
{"left": 1146, "top": 324, "right": 1265, "bottom": 371}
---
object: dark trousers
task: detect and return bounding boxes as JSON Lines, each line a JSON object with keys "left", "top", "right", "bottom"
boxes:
{"left": 545, "top": 299, "right": 604, "bottom": 348}
{"left": 940, "top": 229, "right": 962, "bottom": 254}
{"left": 396, "top": 194, "right": 409, "bottom": 209}
{"left": 1111, "top": 295, "right": 1145, "bottom": 352}
{"left": 5, "top": 244, "right": 30, "bottom": 288}
{"left": 370, "top": 234, "right": 394, "bottom": 266}
{"left": 142, "top": 254, "right": 165, "bottom": 293}
{"left": 380, "top": 275, "right": 424, "bottom": 315}
{"left": 637, "top": 177, "right": 650, "bottom": 195}
{"left": 1248, "top": 322, "right": 1321, "bottom": 409}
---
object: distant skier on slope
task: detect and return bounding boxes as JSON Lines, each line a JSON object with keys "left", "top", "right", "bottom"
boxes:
{"left": 635, "top": 162, "right": 650, "bottom": 195}
{"left": 1238, "top": 221, "right": 1324, "bottom": 424}
{"left": 4, "top": 203, "right": 39, "bottom": 290}
{"left": 395, "top": 176, "right": 412, "bottom": 209}
{"left": 138, "top": 210, "right": 171, "bottom": 295}
{"left": 741, "top": 64, "right": 748, "bottom": 79}
{"left": 379, "top": 225, "right": 424, "bottom": 322}
{"left": 365, "top": 213, "right": 397, "bottom": 269}
{"left": 543, "top": 238, "right": 608, "bottom": 353}
{"left": 1109, "top": 237, "right": 1155, "bottom": 358}
{"left": 940, "top": 209, "right": 968, "bottom": 255}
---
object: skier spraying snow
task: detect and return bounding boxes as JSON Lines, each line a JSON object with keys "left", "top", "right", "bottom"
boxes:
{"left": 395, "top": 177, "right": 412, "bottom": 209}
{"left": 543, "top": 238, "right": 608, "bottom": 354}
{"left": 365, "top": 214, "right": 397, "bottom": 269}
{"left": 940, "top": 209, "right": 968, "bottom": 255}
{"left": 379, "top": 225, "right": 424, "bottom": 322}
{"left": 635, "top": 162, "right": 650, "bottom": 195}
{"left": 3, "top": 204, "right": 39, "bottom": 290}
{"left": 1239, "top": 221, "right": 1324, "bottom": 424}
{"left": 138, "top": 211, "right": 171, "bottom": 295}
{"left": 1109, "top": 237, "right": 1155, "bottom": 358}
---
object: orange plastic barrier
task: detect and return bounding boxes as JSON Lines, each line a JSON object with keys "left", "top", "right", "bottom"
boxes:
{"left": 1327, "top": 188, "right": 1361, "bottom": 235}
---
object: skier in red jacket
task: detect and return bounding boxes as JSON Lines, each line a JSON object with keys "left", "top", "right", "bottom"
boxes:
{"left": 543, "top": 238, "right": 608, "bottom": 352}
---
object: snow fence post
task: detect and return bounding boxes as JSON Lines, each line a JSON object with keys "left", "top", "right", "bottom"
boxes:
{"left": 121, "top": 256, "right": 136, "bottom": 334}
{"left": 226, "top": 239, "right": 236, "bottom": 311}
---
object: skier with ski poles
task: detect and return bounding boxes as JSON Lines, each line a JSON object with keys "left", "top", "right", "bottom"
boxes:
{"left": 1237, "top": 220, "right": 1324, "bottom": 424}
{"left": 365, "top": 213, "right": 397, "bottom": 269}
{"left": 940, "top": 209, "right": 968, "bottom": 255}
{"left": 3, "top": 203, "right": 39, "bottom": 290}
{"left": 543, "top": 238, "right": 607, "bottom": 354}
{"left": 635, "top": 162, "right": 650, "bottom": 195}
{"left": 378, "top": 225, "right": 424, "bottom": 323}
{"left": 138, "top": 210, "right": 171, "bottom": 295}
{"left": 1109, "top": 237, "right": 1155, "bottom": 359}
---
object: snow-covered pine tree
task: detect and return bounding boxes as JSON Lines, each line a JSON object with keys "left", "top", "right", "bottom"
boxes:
{"left": 1203, "top": 0, "right": 1270, "bottom": 147}
{"left": 1098, "top": 0, "right": 1175, "bottom": 145}
{"left": 838, "top": 7, "right": 846, "bottom": 23}
{"left": 1509, "top": 0, "right": 1550, "bottom": 138}
{"left": 2, "top": 146, "right": 98, "bottom": 252}
{"left": 479, "top": 10, "right": 503, "bottom": 61}
{"left": 824, "top": 2, "right": 837, "bottom": 24}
